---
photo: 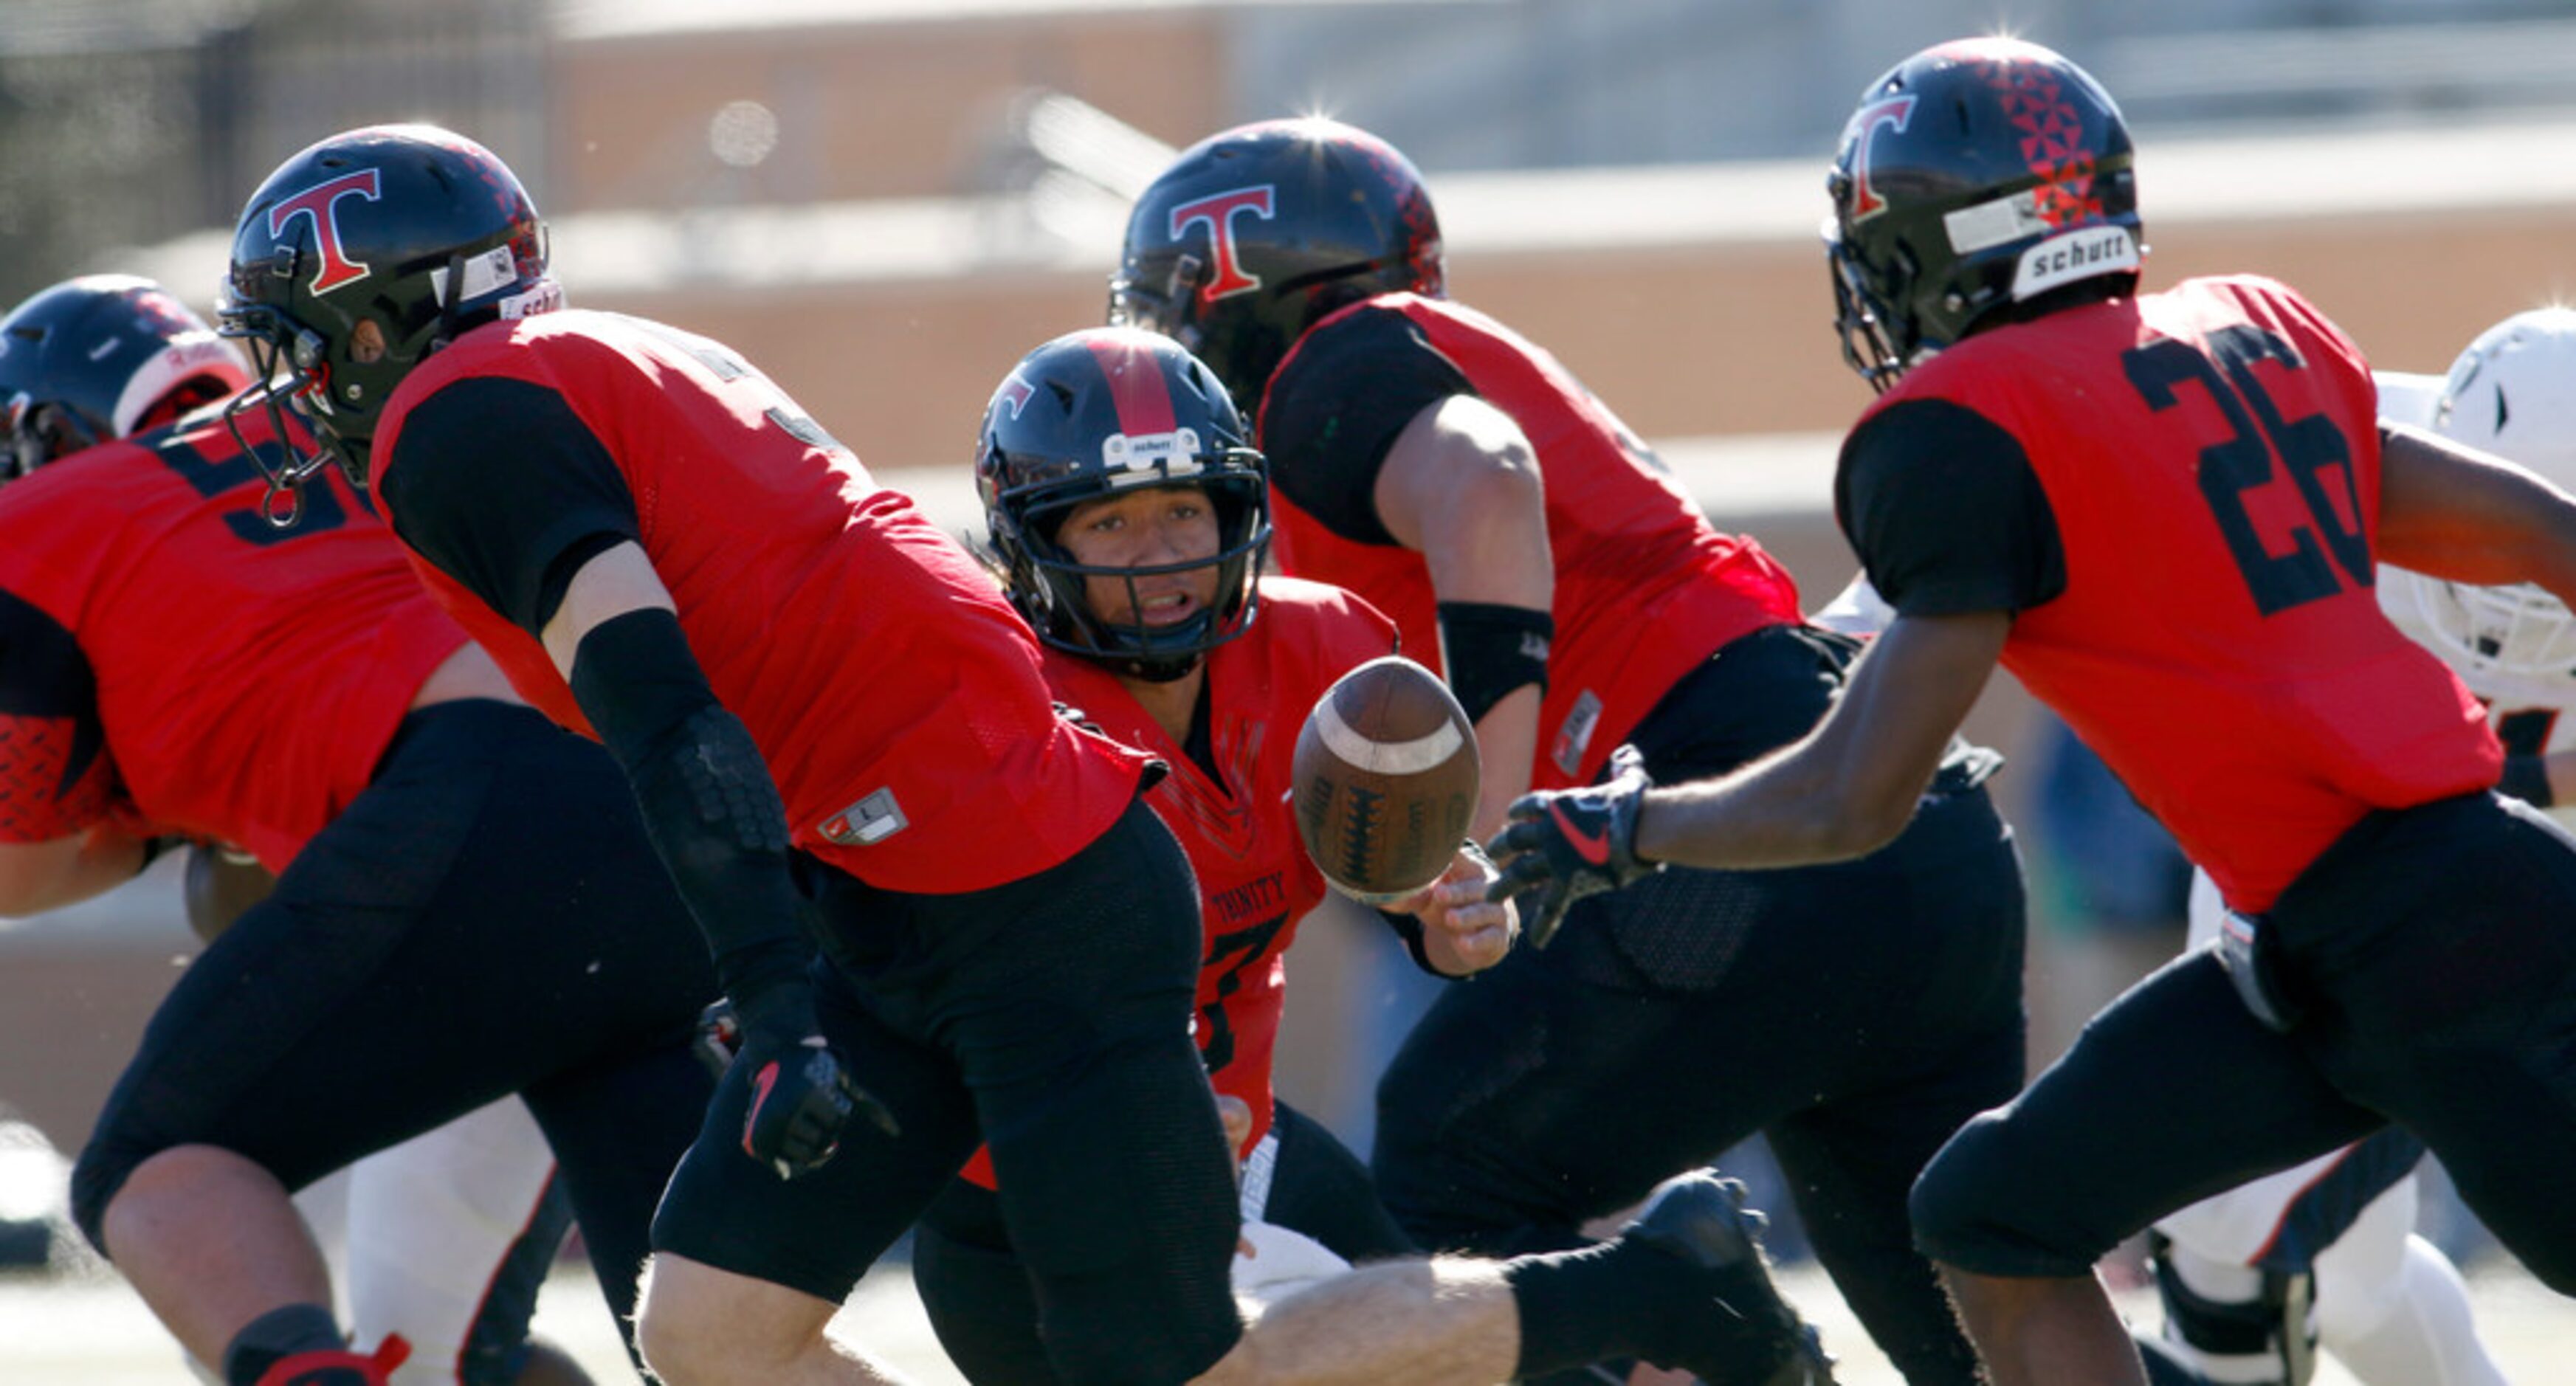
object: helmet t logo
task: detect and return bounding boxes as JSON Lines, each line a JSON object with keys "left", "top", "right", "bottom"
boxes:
{"left": 1166, "top": 186, "right": 1275, "bottom": 303}
{"left": 1845, "top": 94, "right": 1918, "bottom": 221}
{"left": 266, "top": 169, "right": 383, "bottom": 295}
{"left": 996, "top": 373, "right": 1036, "bottom": 421}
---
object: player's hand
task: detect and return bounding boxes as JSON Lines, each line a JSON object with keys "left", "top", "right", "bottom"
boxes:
{"left": 1482, "top": 743, "right": 1663, "bottom": 948}
{"left": 730, "top": 993, "right": 898, "bottom": 1180}
{"left": 693, "top": 997, "right": 743, "bottom": 1078}
{"left": 1216, "top": 1093, "right": 1255, "bottom": 1162}
{"left": 1384, "top": 840, "right": 1519, "bottom": 974}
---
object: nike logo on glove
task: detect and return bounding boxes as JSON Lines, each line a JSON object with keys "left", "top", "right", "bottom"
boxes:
{"left": 1550, "top": 801, "right": 1612, "bottom": 866}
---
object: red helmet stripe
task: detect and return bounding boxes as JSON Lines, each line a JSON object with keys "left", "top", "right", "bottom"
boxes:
{"left": 1087, "top": 336, "right": 1177, "bottom": 440}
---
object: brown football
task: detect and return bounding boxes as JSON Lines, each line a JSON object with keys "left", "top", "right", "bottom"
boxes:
{"left": 1292, "top": 655, "right": 1481, "bottom": 904}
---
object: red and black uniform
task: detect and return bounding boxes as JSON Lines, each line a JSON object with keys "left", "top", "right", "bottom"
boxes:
{"left": 1854, "top": 276, "right": 2576, "bottom": 1291}
{"left": 912, "top": 579, "right": 1420, "bottom": 1385}
{"left": 374, "top": 310, "right": 1243, "bottom": 1382}
{"left": 1259, "top": 293, "right": 2027, "bottom": 1384}
{"left": 0, "top": 416, "right": 458, "bottom": 869}
{"left": 45, "top": 409, "right": 716, "bottom": 1339}
{"left": 1265, "top": 294, "right": 1803, "bottom": 787}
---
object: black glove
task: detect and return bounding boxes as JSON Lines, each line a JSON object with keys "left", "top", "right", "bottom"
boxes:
{"left": 1483, "top": 743, "right": 1663, "bottom": 949}
{"left": 693, "top": 997, "right": 743, "bottom": 1079}
{"left": 728, "top": 989, "right": 898, "bottom": 1180}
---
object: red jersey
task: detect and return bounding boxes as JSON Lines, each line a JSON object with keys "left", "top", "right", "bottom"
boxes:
{"left": 373, "top": 311, "right": 1152, "bottom": 894}
{"left": 1850, "top": 276, "right": 2499, "bottom": 911}
{"left": 959, "top": 578, "right": 1398, "bottom": 1187}
{"left": 0, "top": 410, "right": 466, "bottom": 871}
{"left": 1261, "top": 295, "right": 1803, "bottom": 788}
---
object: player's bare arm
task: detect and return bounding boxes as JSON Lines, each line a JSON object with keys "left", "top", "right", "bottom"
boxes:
{"left": 1487, "top": 610, "right": 2007, "bottom": 934}
{"left": 0, "top": 826, "right": 161, "bottom": 917}
{"left": 1372, "top": 394, "right": 1553, "bottom": 835}
{"left": 539, "top": 539, "right": 678, "bottom": 673}
{"left": 2380, "top": 421, "right": 2576, "bottom": 613}
{"left": 1628, "top": 609, "right": 2009, "bottom": 869}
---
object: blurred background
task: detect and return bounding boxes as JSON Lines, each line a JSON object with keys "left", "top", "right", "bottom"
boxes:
{"left": 2, "top": 0, "right": 2575, "bottom": 1376}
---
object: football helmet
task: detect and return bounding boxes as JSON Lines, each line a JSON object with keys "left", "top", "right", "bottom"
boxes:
{"left": 0, "top": 275, "right": 250, "bottom": 479}
{"left": 1111, "top": 117, "right": 1443, "bottom": 416}
{"left": 218, "top": 123, "right": 559, "bottom": 515}
{"left": 1825, "top": 37, "right": 2142, "bottom": 390}
{"left": 976, "top": 326, "right": 1270, "bottom": 681}
{"left": 2387, "top": 307, "right": 2576, "bottom": 685}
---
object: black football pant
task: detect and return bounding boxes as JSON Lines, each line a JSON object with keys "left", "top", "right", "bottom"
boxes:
{"left": 1374, "top": 624, "right": 2028, "bottom": 1386}
{"left": 1915, "top": 790, "right": 2576, "bottom": 1295}
{"left": 910, "top": 1100, "right": 1414, "bottom": 1385}
{"left": 648, "top": 797, "right": 1246, "bottom": 1386}
{"left": 72, "top": 701, "right": 720, "bottom": 1337}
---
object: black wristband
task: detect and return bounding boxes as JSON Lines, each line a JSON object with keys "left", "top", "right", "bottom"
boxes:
{"left": 2501, "top": 752, "right": 2555, "bottom": 809}
{"left": 571, "top": 607, "right": 815, "bottom": 1023}
{"left": 1436, "top": 601, "right": 1554, "bottom": 725}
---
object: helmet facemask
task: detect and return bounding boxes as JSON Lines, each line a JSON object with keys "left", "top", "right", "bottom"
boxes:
{"left": 995, "top": 450, "right": 1270, "bottom": 683}
{"left": 978, "top": 328, "right": 1272, "bottom": 680}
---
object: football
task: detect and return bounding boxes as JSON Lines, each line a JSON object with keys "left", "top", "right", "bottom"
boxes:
{"left": 1292, "top": 655, "right": 1481, "bottom": 904}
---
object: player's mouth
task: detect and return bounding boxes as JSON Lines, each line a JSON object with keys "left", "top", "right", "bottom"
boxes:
{"left": 1135, "top": 589, "right": 1199, "bottom": 626}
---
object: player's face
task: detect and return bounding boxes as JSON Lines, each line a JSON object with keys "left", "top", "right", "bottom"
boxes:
{"left": 1056, "top": 483, "right": 1222, "bottom": 629}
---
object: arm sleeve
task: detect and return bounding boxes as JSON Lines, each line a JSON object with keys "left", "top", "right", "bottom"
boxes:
{"left": 1262, "top": 306, "right": 1474, "bottom": 547}
{"left": 0, "top": 588, "right": 115, "bottom": 841}
{"left": 568, "top": 609, "right": 814, "bottom": 1027}
{"left": 1833, "top": 397, "right": 2067, "bottom": 616}
{"left": 379, "top": 377, "right": 643, "bottom": 638}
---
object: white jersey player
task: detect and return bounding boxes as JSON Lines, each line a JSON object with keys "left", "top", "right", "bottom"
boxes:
{"left": 2138, "top": 309, "right": 2576, "bottom": 1386}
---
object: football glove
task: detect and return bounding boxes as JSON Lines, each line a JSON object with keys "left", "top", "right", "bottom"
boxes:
{"left": 1484, "top": 743, "right": 1664, "bottom": 948}
{"left": 728, "top": 989, "right": 898, "bottom": 1180}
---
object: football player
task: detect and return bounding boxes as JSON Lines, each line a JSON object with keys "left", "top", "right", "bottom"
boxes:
{"left": 1487, "top": 38, "right": 2576, "bottom": 1386}
{"left": 0, "top": 275, "right": 720, "bottom": 1386}
{"left": 220, "top": 123, "right": 1837, "bottom": 1386}
{"left": 1115, "top": 117, "right": 2025, "bottom": 1385}
{"left": 8, "top": 278, "right": 596, "bottom": 1386}
{"left": 911, "top": 325, "right": 1518, "bottom": 1381}
{"left": 2135, "top": 317, "right": 2576, "bottom": 1386}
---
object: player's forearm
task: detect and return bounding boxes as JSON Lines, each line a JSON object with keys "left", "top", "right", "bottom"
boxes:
{"left": 1467, "top": 689, "right": 1542, "bottom": 840}
{"left": 1633, "top": 610, "right": 2007, "bottom": 870}
{"left": 2380, "top": 422, "right": 2576, "bottom": 604}
{"left": 0, "top": 827, "right": 158, "bottom": 917}
{"left": 1633, "top": 743, "right": 1916, "bottom": 870}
